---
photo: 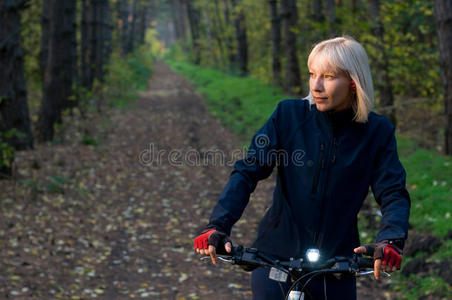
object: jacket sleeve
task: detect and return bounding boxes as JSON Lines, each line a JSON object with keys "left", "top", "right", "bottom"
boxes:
{"left": 371, "top": 124, "right": 411, "bottom": 243}
{"left": 207, "top": 103, "right": 283, "bottom": 235}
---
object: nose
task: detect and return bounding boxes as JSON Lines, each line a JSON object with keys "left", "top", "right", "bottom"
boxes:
{"left": 311, "top": 76, "right": 324, "bottom": 92}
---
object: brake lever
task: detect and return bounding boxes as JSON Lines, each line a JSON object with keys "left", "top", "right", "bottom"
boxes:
{"left": 357, "top": 270, "right": 390, "bottom": 277}
{"left": 200, "top": 256, "right": 233, "bottom": 263}
{"left": 218, "top": 256, "right": 233, "bottom": 262}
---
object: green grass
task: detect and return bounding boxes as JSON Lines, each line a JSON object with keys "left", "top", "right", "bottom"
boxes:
{"left": 398, "top": 137, "right": 452, "bottom": 238}
{"left": 166, "top": 60, "right": 291, "bottom": 141}
{"left": 395, "top": 138, "right": 452, "bottom": 298}
{"left": 167, "top": 59, "right": 452, "bottom": 298}
{"left": 394, "top": 275, "right": 451, "bottom": 299}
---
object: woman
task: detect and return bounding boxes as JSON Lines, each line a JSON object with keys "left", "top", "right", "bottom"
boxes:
{"left": 194, "top": 36, "right": 410, "bottom": 299}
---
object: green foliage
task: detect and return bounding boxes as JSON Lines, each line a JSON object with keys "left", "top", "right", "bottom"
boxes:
{"left": 379, "top": 0, "right": 439, "bottom": 98}
{"left": 73, "top": 84, "right": 93, "bottom": 112}
{"left": 21, "top": 0, "right": 43, "bottom": 89}
{"left": 20, "top": 0, "right": 44, "bottom": 117}
{"left": 145, "top": 28, "right": 165, "bottom": 58}
{"left": 166, "top": 59, "right": 291, "bottom": 140}
{"left": 48, "top": 175, "right": 68, "bottom": 194}
{"left": 0, "top": 129, "right": 26, "bottom": 170}
{"left": 171, "top": 0, "right": 441, "bottom": 103}
{"left": 166, "top": 43, "right": 189, "bottom": 62}
{"left": 102, "top": 46, "right": 154, "bottom": 108}
{"left": 81, "top": 134, "right": 98, "bottom": 146}
{"left": 0, "top": 137, "right": 15, "bottom": 170}
{"left": 243, "top": 0, "right": 272, "bottom": 83}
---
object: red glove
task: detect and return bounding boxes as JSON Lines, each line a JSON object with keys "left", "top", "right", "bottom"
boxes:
{"left": 193, "top": 228, "right": 232, "bottom": 254}
{"left": 365, "top": 240, "right": 403, "bottom": 269}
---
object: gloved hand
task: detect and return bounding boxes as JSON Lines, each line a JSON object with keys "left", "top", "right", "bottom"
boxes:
{"left": 194, "top": 228, "right": 232, "bottom": 264}
{"left": 354, "top": 239, "right": 403, "bottom": 280}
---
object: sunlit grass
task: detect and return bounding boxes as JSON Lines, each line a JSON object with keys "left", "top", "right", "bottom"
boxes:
{"left": 398, "top": 137, "right": 452, "bottom": 238}
{"left": 166, "top": 60, "right": 290, "bottom": 140}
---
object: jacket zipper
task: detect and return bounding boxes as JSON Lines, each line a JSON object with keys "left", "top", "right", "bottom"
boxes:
{"left": 314, "top": 132, "right": 337, "bottom": 248}
{"left": 331, "top": 138, "right": 337, "bottom": 164}
{"left": 312, "top": 142, "right": 325, "bottom": 194}
{"left": 314, "top": 114, "right": 340, "bottom": 248}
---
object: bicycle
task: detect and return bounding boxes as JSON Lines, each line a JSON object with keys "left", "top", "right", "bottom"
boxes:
{"left": 200, "top": 245, "right": 390, "bottom": 300}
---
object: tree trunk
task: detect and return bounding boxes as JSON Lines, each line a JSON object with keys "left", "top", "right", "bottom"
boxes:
{"left": 280, "top": 0, "right": 302, "bottom": 94}
{"left": 171, "top": 0, "right": 184, "bottom": 41}
{"left": 126, "top": 0, "right": 139, "bottom": 54}
{"left": 115, "top": 0, "right": 122, "bottom": 36}
{"left": 176, "top": 0, "right": 189, "bottom": 51}
{"left": 269, "top": 0, "right": 282, "bottom": 85}
{"left": 204, "top": 9, "right": 218, "bottom": 66}
{"left": 368, "top": 0, "right": 396, "bottom": 125}
{"left": 434, "top": 0, "right": 452, "bottom": 155}
{"left": 213, "top": 0, "right": 226, "bottom": 65}
{"left": 312, "top": 0, "right": 324, "bottom": 22}
{"left": 186, "top": 0, "right": 201, "bottom": 64}
{"left": 231, "top": 0, "right": 248, "bottom": 76}
{"left": 37, "top": 0, "right": 77, "bottom": 142}
{"left": 95, "top": 0, "right": 112, "bottom": 83}
{"left": 222, "top": 0, "right": 235, "bottom": 69}
{"left": 0, "top": 0, "right": 33, "bottom": 171}
{"left": 121, "top": 0, "right": 130, "bottom": 56}
{"left": 40, "top": 0, "right": 51, "bottom": 80}
{"left": 88, "top": 0, "right": 98, "bottom": 87}
{"left": 81, "top": 0, "right": 93, "bottom": 89}
{"left": 325, "top": 0, "right": 336, "bottom": 36}
{"left": 82, "top": 0, "right": 112, "bottom": 90}
{"left": 105, "top": 0, "right": 113, "bottom": 61}
{"left": 138, "top": 1, "right": 151, "bottom": 45}
{"left": 71, "top": 1, "right": 78, "bottom": 89}
{"left": 352, "top": 0, "right": 359, "bottom": 15}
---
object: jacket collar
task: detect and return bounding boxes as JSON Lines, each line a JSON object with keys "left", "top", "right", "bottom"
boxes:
{"left": 312, "top": 104, "right": 355, "bottom": 136}
{"left": 312, "top": 104, "right": 354, "bottom": 124}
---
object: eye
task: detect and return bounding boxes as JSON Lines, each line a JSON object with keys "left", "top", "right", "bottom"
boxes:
{"left": 309, "top": 72, "right": 314, "bottom": 77}
{"left": 324, "top": 74, "right": 335, "bottom": 79}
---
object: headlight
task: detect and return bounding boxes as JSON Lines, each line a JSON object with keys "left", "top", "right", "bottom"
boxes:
{"left": 306, "top": 248, "right": 320, "bottom": 262}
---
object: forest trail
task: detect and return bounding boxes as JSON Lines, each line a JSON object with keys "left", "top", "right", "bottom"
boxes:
{"left": 1, "top": 61, "right": 390, "bottom": 299}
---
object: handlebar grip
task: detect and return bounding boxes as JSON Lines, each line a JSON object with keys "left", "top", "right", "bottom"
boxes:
{"left": 215, "top": 244, "right": 233, "bottom": 256}
{"left": 358, "top": 257, "right": 374, "bottom": 269}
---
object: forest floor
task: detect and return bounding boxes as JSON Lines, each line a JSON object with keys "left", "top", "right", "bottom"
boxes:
{"left": 1, "top": 61, "right": 404, "bottom": 299}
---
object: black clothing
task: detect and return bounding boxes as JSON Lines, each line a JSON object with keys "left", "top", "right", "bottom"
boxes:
{"left": 251, "top": 267, "right": 357, "bottom": 300}
{"left": 208, "top": 99, "right": 410, "bottom": 260}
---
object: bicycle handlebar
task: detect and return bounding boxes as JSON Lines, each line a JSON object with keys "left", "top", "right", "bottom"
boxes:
{"left": 200, "top": 245, "right": 389, "bottom": 299}
{"left": 207, "top": 245, "right": 379, "bottom": 276}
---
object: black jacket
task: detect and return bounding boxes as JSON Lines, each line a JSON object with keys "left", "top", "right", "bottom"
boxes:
{"left": 208, "top": 99, "right": 410, "bottom": 259}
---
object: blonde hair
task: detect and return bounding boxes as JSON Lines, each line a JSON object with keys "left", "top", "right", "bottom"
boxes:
{"left": 306, "top": 36, "right": 374, "bottom": 123}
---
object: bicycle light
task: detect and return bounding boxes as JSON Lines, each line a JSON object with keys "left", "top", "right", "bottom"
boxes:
{"left": 306, "top": 248, "right": 320, "bottom": 262}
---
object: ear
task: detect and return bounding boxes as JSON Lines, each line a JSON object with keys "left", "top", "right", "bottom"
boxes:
{"left": 350, "top": 81, "right": 356, "bottom": 93}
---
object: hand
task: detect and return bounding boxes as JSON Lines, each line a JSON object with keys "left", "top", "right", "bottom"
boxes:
{"left": 354, "top": 240, "right": 402, "bottom": 280}
{"left": 194, "top": 229, "right": 232, "bottom": 265}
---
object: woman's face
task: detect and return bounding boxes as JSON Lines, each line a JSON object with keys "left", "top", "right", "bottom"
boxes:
{"left": 309, "top": 60, "right": 353, "bottom": 112}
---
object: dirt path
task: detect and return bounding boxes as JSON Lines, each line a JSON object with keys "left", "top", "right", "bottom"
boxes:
{"left": 0, "top": 61, "right": 391, "bottom": 299}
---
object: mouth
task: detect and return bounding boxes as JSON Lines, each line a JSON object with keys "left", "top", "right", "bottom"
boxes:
{"left": 313, "top": 96, "right": 328, "bottom": 102}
